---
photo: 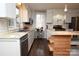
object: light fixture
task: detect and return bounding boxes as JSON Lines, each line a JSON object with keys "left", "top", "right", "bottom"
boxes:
{"left": 17, "top": 2, "right": 22, "bottom": 5}
{"left": 64, "top": 4, "right": 68, "bottom": 12}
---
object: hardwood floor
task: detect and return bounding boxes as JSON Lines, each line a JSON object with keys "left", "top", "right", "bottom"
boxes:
{"left": 28, "top": 38, "right": 79, "bottom": 56}
{"left": 28, "top": 38, "right": 49, "bottom": 56}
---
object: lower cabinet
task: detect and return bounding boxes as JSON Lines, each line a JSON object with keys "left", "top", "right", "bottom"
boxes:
{"left": 0, "top": 33, "right": 28, "bottom": 56}
{"left": 28, "top": 30, "right": 34, "bottom": 52}
{"left": 21, "top": 38, "right": 28, "bottom": 56}
{"left": 20, "top": 34, "right": 28, "bottom": 56}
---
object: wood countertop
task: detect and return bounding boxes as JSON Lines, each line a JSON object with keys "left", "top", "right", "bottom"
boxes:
{"left": 51, "top": 31, "right": 79, "bottom": 35}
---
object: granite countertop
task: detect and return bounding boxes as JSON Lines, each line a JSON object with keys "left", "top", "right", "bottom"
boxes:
{"left": 0, "top": 32, "right": 28, "bottom": 39}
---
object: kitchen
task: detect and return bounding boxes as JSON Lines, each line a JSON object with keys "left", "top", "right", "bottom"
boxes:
{"left": 0, "top": 3, "right": 79, "bottom": 56}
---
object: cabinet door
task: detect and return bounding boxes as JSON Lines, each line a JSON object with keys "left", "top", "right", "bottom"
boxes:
{"left": 6, "top": 3, "right": 16, "bottom": 18}
{"left": 0, "top": 3, "right": 16, "bottom": 18}
{"left": 21, "top": 38, "right": 28, "bottom": 56}
{"left": 0, "top": 3, "right": 6, "bottom": 17}
{"left": 28, "top": 30, "right": 34, "bottom": 51}
{"left": 19, "top": 4, "right": 29, "bottom": 22}
{"left": 46, "top": 10, "right": 53, "bottom": 23}
{"left": 76, "top": 17, "right": 79, "bottom": 31}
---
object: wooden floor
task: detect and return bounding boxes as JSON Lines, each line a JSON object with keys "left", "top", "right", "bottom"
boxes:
{"left": 28, "top": 38, "right": 79, "bottom": 56}
{"left": 28, "top": 38, "right": 49, "bottom": 56}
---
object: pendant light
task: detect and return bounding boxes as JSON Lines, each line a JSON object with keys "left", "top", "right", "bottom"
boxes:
{"left": 64, "top": 4, "right": 68, "bottom": 12}
{"left": 17, "top": 2, "right": 22, "bottom": 5}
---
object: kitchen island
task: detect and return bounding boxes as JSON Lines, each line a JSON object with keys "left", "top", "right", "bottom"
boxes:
{"left": 48, "top": 31, "right": 79, "bottom": 56}
{"left": 0, "top": 32, "right": 28, "bottom": 56}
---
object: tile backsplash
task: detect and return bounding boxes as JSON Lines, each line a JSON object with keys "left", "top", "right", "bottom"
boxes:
{"left": 0, "top": 19, "right": 8, "bottom": 32}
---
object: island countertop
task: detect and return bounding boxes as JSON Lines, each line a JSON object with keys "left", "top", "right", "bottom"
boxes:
{"left": 51, "top": 31, "right": 79, "bottom": 35}
{"left": 0, "top": 32, "right": 28, "bottom": 39}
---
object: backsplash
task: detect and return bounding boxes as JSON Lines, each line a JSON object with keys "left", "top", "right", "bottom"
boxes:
{"left": 0, "top": 19, "right": 8, "bottom": 32}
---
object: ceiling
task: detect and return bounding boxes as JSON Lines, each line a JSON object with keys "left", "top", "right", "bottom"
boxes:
{"left": 25, "top": 3, "right": 79, "bottom": 11}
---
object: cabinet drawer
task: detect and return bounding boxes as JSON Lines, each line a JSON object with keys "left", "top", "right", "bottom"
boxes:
{"left": 53, "top": 36, "right": 71, "bottom": 42}
{"left": 54, "top": 39, "right": 71, "bottom": 42}
{"left": 54, "top": 41, "right": 70, "bottom": 45}
{"left": 52, "top": 35, "right": 71, "bottom": 38}
{"left": 54, "top": 48, "right": 70, "bottom": 52}
{"left": 53, "top": 51, "right": 70, "bottom": 56}
{"left": 54, "top": 44, "right": 70, "bottom": 48}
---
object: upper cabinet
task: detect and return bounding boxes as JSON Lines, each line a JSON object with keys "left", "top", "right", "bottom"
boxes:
{"left": 46, "top": 10, "right": 53, "bottom": 23}
{"left": 0, "top": 3, "right": 16, "bottom": 19}
{"left": 16, "top": 3, "right": 29, "bottom": 22}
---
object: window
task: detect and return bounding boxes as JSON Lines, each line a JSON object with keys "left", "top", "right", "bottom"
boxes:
{"left": 36, "top": 13, "right": 45, "bottom": 29}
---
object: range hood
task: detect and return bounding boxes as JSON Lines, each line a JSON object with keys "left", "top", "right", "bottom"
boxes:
{"left": 23, "top": 22, "right": 30, "bottom": 24}
{"left": 23, "top": 18, "right": 33, "bottom": 25}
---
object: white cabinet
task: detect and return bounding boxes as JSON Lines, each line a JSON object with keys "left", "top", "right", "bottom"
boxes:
{"left": 28, "top": 30, "right": 34, "bottom": 51}
{"left": 0, "top": 39, "right": 20, "bottom": 56}
{"left": 0, "top": 33, "right": 28, "bottom": 56}
{"left": 18, "top": 3, "right": 29, "bottom": 22}
{"left": 46, "top": 10, "right": 53, "bottom": 23}
{"left": 6, "top": 3, "right": 16, "bottom": 19}
{"left": 0, "top": 3, "right": 16, "bottom": 18}
{"left": 0, "top": 3, "right": 6, "bottom": 17}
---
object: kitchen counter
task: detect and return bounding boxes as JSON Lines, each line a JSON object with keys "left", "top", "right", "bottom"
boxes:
{"left": 0, "top": 31, "right": 28, "bottom": 56}
{"left": 51, "top": 31, "right": 79, "bottom": 35}
{"left": 0, "top": 32, "right": 28, "bottom": 39}
{"left": 48, "top": 31, "right": 79, "bottom": 56}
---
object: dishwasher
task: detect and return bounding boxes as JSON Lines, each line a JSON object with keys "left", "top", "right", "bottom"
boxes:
{"left": 20, "top": 34, "right": 28, "bottom": 56}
